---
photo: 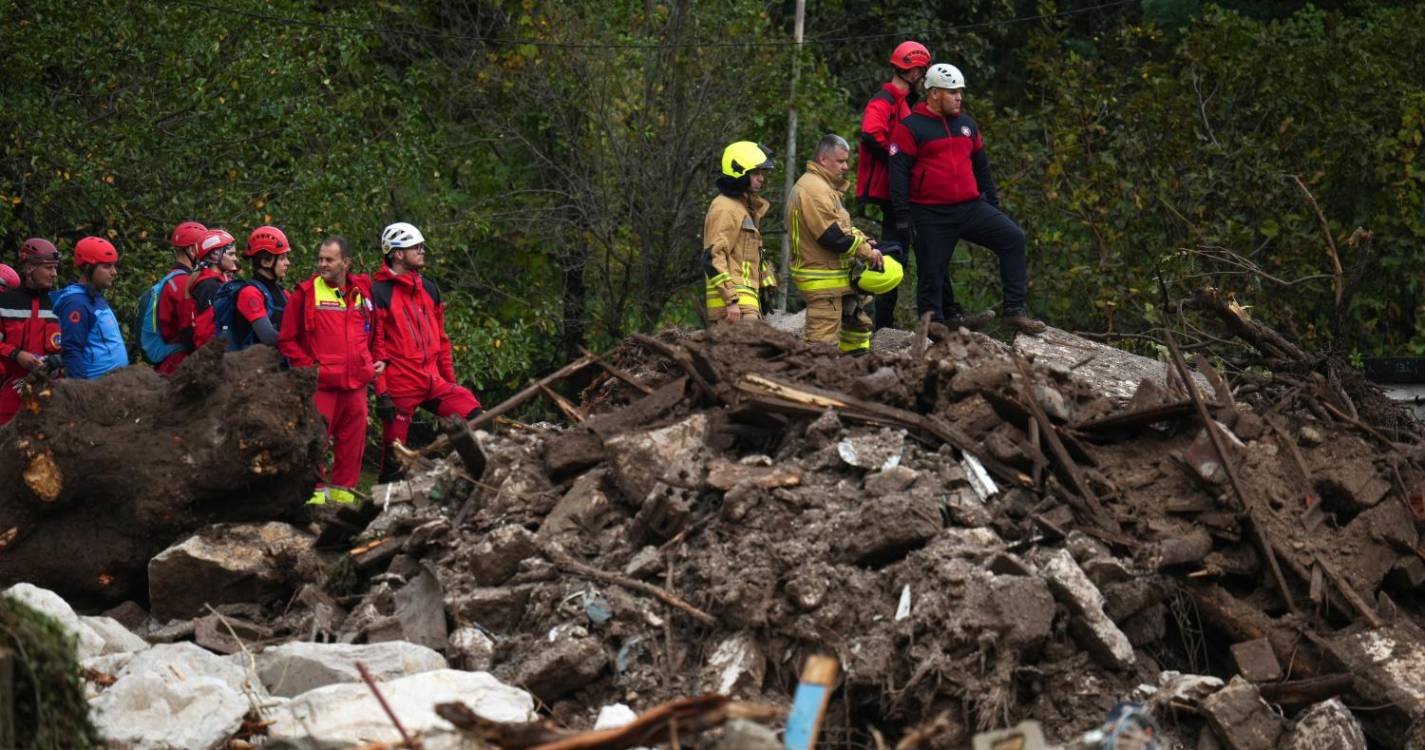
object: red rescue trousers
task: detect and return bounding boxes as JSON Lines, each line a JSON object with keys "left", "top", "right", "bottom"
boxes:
{"left": 380, "top": 377, "right": 481, "bottom": 448}
{"left": 0, "top": 387, "right": 20, "bottom": 425}
{"left": 315, "top": 387, "right": 368, "bottom": 490}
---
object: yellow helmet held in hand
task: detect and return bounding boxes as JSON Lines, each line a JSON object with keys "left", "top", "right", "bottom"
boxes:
{"left": 852, "top": 255, "right": 903, "bottom": 295}
{"left": 721, "top": 141, "right": 775, "bottom": 178}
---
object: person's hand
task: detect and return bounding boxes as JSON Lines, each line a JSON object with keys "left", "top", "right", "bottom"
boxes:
{"left": 375, "top": 394, "right": 396, "bottom": 423}
{"left": 14, "top": 351, "right": 42, "bottom": 371}
{"left": 42, "top": 354, "right": 62, "bottom": 373}
{"left": 725, "top": 304, "right": 742, "bottom": 324}
{"left": 868, "top": 248, "right": 885, "bottom": 271}
{"left": 373, "top": 360, "right": 387, "bottom": 375}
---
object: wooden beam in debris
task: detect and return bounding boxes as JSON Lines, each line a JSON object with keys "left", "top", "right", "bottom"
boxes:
{"left": 580, "top": 346, "right": 654, "bottom": 396}
{"left": 418, "top": 353, "right": 597, "bottom": 456}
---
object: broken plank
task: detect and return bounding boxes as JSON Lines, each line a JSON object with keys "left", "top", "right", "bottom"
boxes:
{"left": 419, "top": 353, "right": 597, "bottom": 456}
{"left": 579, "top": 346, "right": 654, "bottom": 395}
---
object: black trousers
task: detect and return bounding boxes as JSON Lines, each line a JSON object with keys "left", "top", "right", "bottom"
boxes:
{"left": 910, "top": 199, "right": 1027, "bottom": 323}
{"left": 866, "top": 199, "right": 912, "bottom": 330}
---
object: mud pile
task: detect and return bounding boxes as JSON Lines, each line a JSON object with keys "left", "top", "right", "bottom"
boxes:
{"left": 270, "top": 320, "right": 1425, "bottom": 748}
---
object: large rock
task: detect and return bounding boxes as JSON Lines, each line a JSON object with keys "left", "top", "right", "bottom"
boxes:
{"left": 267, "top": 669, "right": 535, "bottom": 744}
{"left": 1200, "top": 676, "right": 1282, "bottom": 750}
{"left": 147, "top": 522, "right": 314, "bottom": 622}
{"left": 256, "top": 641, "right": 448, "bottom": 698}
{"left": 604, "top": 414, "right": 708, "bottom": 503}
{"left": 1013, "top": 326, "right": 1213, "bottom": 401}
{"left": 366, "top": 565, "right": 448, "bottom": 650}
{"left": 1278, "top": 699, "right": 1365, "bottom": 750}
{"left": 90, "top": 642, "right": 258, "bottom": 750}
{"left": 2, "top": 582, "right": 106, "bottom": 660}
{"left": 464, "top": 525, "right": 538, "bottom": 586}
{"left": 1034, "top": 549, "right": 1135, "bottom": 669}
{"left": 836, "top": 493, "right": 941, "bottom": 566}
{"left": 510, "top": 629, "right": 609, "bottom": 703}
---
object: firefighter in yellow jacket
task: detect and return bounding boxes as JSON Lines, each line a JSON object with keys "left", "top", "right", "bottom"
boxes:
{"left": 704, "top": 141, "right": 776, "bottom": 324}
{"left": 788, "top": 135, "right": 898, "bottom": 354}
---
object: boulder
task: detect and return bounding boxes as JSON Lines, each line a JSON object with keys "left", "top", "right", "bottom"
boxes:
{"left": 2, "top": 583, "right": 105, "bottom": 660}
{"left": 1200, "top": 676, "right": 1282, "bottom": 750}
{"left": 81, "top": 614, "right": 150, "bottom": 655}
{"left": 604, "top": 414, "right": 708, "bottom": 503}
{"left": 256, "top": 641, "right": 448, "bottom": 698}
{"left": 836, "top": 493, "right": 942, "bottom": 567}
{"left": 511, "top": 629, "right": 609, "bottom": 703}
{"left": 1278, "top": 699, "right": 1365, "bottom": 750}
{"left": 366, "top": 565, "right": 448, "bottom": 651}
{"left": 90, "top": 642, "right": 258, "bottom": 750}
{"left": 464, "top": 525, "right": 539, "bottom": 586}
{"left": 1034, "top": 549, "right": 1135, "bottom": 669}
{"left": 147, "top": 522, "right": 314, "bottom": 622}
{"left": 267, "top": 669, "right": 535, "bottom": 744}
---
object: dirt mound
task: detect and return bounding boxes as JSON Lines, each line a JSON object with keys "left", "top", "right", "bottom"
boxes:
{"left": 0, "top": 341, "right": 327, "bottom": 607}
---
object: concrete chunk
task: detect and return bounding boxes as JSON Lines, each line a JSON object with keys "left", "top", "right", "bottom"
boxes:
{"left": 1278, "top": 699, "right": 1365, "bottom": 750}
{"left": 1201, "top": 676, "right": 1282, "bottom": 750}
{"left": 1230, "top": 638, "right": 1282, "bottom": 682}
{"left": 256, "top": 641, "right": 447, "bottom": 698}
{"left": 1035, "top": 549, "right": 1135, "bottom": 669}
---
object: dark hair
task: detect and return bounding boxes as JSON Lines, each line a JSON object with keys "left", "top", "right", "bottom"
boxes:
{"left": 321, "top": 235, "right": 351, "bottom": 259}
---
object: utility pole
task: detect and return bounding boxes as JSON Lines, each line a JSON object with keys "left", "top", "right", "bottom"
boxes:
{"left": 777, "top": 0, "right": 805, "bottom": 313}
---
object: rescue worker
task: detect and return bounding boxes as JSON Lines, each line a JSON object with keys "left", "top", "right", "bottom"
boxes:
{"left": 0, "top": 239, "right": 63, "bottom": 424}
{"left": 889, "top": 63, "right": 1047, "bottom": 334}
{"left": 0, "top": 264, "right": 18, "bottom": 291}
{"left": 703, "top": 141, "right": 774, "bottom": 325}
{"left": 277, "top": 236, "right": 383, "bottom": 505}
{"left": 788, "top": 134, "right": 889, "bottom": 355}
{"left": 52, "top": 236, "right": 128, "bottom": 380}
{"left": 228, "top": 225, "right": 291, "bottom": 350}
{"left": 188, "top": 228, "right": 239, "bottom": 349}
{"left": 155, "top": 220, "right": 207, "bottom": 373}
{"left": 370, "top": 222, "right": 482, "bottom": 483}
{"left": 857, "top": 40, "right": 930, "bottom": 330}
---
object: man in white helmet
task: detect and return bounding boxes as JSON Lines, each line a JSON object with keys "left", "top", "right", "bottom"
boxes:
{"left": 888, "top": 62, "right": 1046, "bottom": 334}
{"left": 370, "top": 222, "right": 483, "bottom": 482}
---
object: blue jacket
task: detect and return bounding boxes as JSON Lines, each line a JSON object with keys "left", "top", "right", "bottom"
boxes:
{"left": 51, "top": 283, "right": 129, "bottom": 380}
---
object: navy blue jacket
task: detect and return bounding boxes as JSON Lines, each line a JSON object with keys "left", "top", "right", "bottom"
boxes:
{"left": 51, "top": 283, "right": 128, "bottom": 380}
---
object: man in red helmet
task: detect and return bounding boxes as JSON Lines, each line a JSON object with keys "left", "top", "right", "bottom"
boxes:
{"left": 278, "top": 236, "right": 383, "bottom": 504}
{"left": 371, "top": 222, "right": 482, "bottom": 483}
{"left": 226, "top": 225, "right": 291, "bottom": 350}
{"left": 52, "top": 236, "right": 128, "bottom": 380}
{"left": 154, "top": 220, "right": 206, "bottom": 373}
{"left": 187, "top": 229, "right": 239, "bottom": 349}
{"left": 0, "top": 238, "right": 63, "bottom": 423}
{"left": 858, "top": 41, "right": 930, "bottom": 331}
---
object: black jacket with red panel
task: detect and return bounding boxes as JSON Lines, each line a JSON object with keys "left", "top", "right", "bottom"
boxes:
{"left": 887, "top": 102, "right": 999, "bottom": 226}
{"left": 855, "top": 83, "right": 913, "bottom": 203}
{"left": 0, "top": 285, "right": 60, "bottom": 383}
{"left": 370, "top": 265, "right": 457, "bottom": 399}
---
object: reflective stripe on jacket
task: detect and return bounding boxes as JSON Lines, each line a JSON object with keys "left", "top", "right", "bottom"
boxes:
{"left": 787, "top": 161, "right": 875, "bottom": 298}
{"left": 702, "top": 192, "right": 769, "bottom": 310}
{"left": 0, "top": 286, "right": 61, "bottom": 385}
{"left": 277, "top": 274, "right": 379, "bottom": 392}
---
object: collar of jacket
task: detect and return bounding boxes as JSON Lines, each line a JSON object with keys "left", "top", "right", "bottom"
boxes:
{"left": 879, "top": 81, "right": 910, "bottom": 102}
{"left": 804, "top": 161, "right": 851, "bottom": 193}
{"left": 374, "top": 264, "right": 420, "bottom": 287}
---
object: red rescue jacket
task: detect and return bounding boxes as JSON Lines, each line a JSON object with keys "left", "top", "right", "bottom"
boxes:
{"left": 186, "top": 268, "right": 228, "bottom": 350}
{"left": 0, "top": 285, "right": 61, "bottom": 384}
{"left": 370, "top": 265, "right": 457, "bottom": 399}
{"left": 856, "top": 82, "right": 913, "bottom": 203}
{"left": 277, "top": 274, "right": 381, "bottom": 392}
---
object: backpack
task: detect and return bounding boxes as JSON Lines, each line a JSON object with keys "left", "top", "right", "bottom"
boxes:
{"left": 135, "top": 269, "right": 187, "bottom": 364}
{"left": 212, "top": 279, "right": 283, "bottom": 351}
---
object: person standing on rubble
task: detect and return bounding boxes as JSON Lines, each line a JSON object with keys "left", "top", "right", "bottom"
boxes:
{"left": 153, "top": 220, "right": 206, "bottom": 373}
{"left": 858, "top": 41, "right": 930, "bottom": 330}
{"left": 788, "top": 134, "right": 898, "bottom": 355}
{"left": 278, "top": 236, "right": 383, "bottom": 505}
{"left": 703, "top": 141, "right": 775, "bottom": 325}
{"left": 51, "top": 236, "right": 128, "bottom": 380}
{"left": 187, "top": 228, "right": 240, "bottom": 349}
{"left": 370, "top": 222, "right": 483, "bottom": 483}
{"left": 889, "top": 63, "right": 1046, "bottom": 335}
{"left": 0, "top": 239, "right": 63, "bottom": 423}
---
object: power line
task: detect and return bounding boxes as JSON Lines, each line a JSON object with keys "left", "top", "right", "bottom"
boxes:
{"left": 157, "top": 0, "right": 1136, "bottom": 50}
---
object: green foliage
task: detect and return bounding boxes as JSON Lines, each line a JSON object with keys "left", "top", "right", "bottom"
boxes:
{"left": 0, "top": 598, "right": 104, "bottom": 749}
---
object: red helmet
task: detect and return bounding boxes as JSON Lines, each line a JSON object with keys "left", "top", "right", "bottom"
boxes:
{"left": 890, "top": 41, "right": 931, "bottom": 71}
{"left": 170, "top": 221, "right": 208, "bottom": 248}
{"left": 75, "top": 236, "right": 119, "bottom": 267}
{"left": 0, "top": 263, "right": 20, "bottom": 290}
{"left": 197, "top": 229, "right": 236, "bottom": 265}
{"left": 245, "top": 225, "right": 290, "bottom": 257}
{"left": 19, "top": 237, "right": 60, "bottom": 266}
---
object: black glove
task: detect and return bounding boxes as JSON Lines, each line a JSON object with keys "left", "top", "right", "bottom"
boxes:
{"left": 466, "top": 406, "right": 484, "bottom": 422}
{"left": 375, "top": 394, "right": 396, "bottom": 423}
{"left": 42, "top": 354, "right": 63, "bottom": 374}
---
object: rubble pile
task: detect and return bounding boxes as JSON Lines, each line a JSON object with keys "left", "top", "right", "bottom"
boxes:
{"left": 7, "top": 309, "right": 1425, "bottom": 749}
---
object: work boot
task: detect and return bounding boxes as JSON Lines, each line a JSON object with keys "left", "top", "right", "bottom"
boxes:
{"left": 378, "top": 446, "right": 406, "bottom": 484}
{"left": 328, "top": 487, "right": 357, "bottom": 504}
{"left": 306, "top": 487, "right": 329, "bottom": 505}
{"left": 945, "top": 308, "right": 995, "bottom": 331}
{"left": 1004, "top": 308, "right": 1048, "bottom": 335}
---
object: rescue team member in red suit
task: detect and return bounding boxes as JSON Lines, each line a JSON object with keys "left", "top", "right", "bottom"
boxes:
{"left": 228, "top": 225, "right": 291, "bottom": 350}
{"left": 857, "top": 40, "right": 929, "bottom": 330}
{"left": 0, "top": 239, "right": 63, "bottom": 425}
{"left": 155, "top": 220, "right": 206, "bottom": 373}
{"left": 187, "top": 229, "right": 239, "bottom": 349}
{"left": 888, "top": 62, "right": 1046, "bottom": 334}
{"left": 277, "top": 236, "right": 384, "bottom": 505}
{"left": 370, "top": 222, "right": 482, "bottom": 483}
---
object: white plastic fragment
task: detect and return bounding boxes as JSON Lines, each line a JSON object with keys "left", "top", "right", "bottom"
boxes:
{"left": 960, "top": 453, "right": 999, "bottom": 500}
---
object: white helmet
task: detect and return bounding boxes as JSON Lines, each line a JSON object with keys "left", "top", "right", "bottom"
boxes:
{"left": 381, "top": 222, "right": 425, "bottom": 253}
{"left": 925, "top": 63, "right": 965, "bottom": 91}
